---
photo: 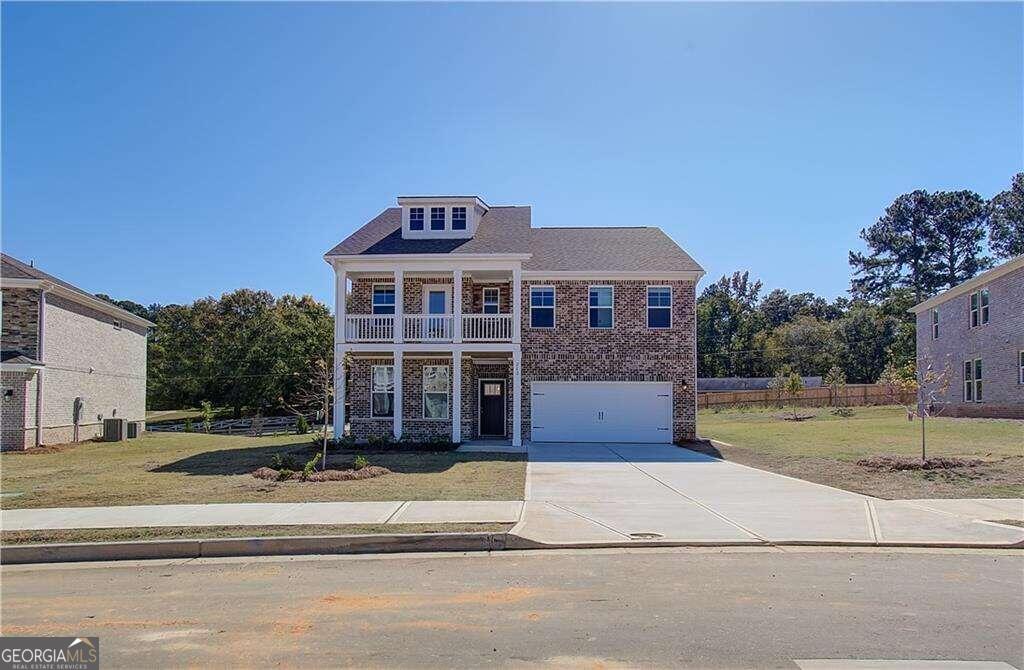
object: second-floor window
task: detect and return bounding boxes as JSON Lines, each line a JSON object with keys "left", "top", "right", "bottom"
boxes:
{"left": 589, "top": 286, "right": 613, "bottom": 328}
{"left": 372, "top": 285, "right": 396, "bottom": 315}
{"left": 963, "top": 358, "right": 982, "bottom": 402}
{"left": 530, "top": 286, "right": 555, "bottom": 328}
{"left": 371, "top": 365, "right": 395, "bottom": 417}
{"left": 931, "top": 308, "right": 939, "bottom": 339}
{"left": 452, "top": 207, "right": 467, "bottom": 230}
{"left": 970, "top": 289, "right": 989, "bottom": 327}
{"left": 482, "top": 287, "right": 500, "bottom": 314}
{"left": 409, "top": 207, "right": 424, "bottom": 231}
{"left": 430, "top": 207, "right": 445, "bottom": 231}
{"left": 647, "top": 286, "right": 672, "bottom": 328}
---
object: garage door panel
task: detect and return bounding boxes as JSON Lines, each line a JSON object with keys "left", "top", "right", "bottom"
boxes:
{"left": 531, "top": 382, "right": 672, "bottom": 443}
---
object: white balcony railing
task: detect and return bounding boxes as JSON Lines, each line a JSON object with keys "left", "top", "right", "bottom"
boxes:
{"left": 344, "top": 315, "right": 394, "bottom": 341}
{"left": 344, "top": 313, "right": 513, "bottom": 343}
{"left": 404, "top": 315, "right": 454, "bottom": 342}
{"left": 462, "top": 314, "right": 513, "bottom": 341}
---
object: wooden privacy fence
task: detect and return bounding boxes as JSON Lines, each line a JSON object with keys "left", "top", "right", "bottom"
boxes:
{"left": 697, "top": 384, "right": 915, "bottom": 410}
{"left": 147, "top": 413, "right": 320, "bottom": 436}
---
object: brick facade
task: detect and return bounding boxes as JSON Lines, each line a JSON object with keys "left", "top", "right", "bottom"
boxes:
{"left": 916, "top": 264, "right": 1024, "bottom": 419}
{"left": 344, "top": 277, "right": 698, "bottom": 442}
{"left": 1, "top": 290, "right": 149, "bottom": 450}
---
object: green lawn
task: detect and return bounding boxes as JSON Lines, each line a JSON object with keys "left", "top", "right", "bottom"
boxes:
{"left": 696, "top": 405, "right": 1023, "bottom": 499}
{"left": 0, "top": 432, "right": 525, "bottom": 510}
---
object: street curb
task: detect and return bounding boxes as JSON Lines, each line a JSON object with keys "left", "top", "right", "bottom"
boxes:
{"left": 2, "top": 531, "right": 1020, "bottom": 564}
{"left": 0, "top": 532, "right": 508, "bottom": 565}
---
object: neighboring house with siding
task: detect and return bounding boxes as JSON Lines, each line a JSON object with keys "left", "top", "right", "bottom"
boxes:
{"left": 910, "top": 254, "right": 1024, "bottom": 419}
{"left": 1, "top": 254, "right": 153, "bottom": 450}
{"left": 325, "top": 195, "right": 704, "bottom": 446}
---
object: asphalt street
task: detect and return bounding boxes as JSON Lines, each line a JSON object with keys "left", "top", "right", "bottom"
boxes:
{"left": 1, "top": 547, "right": 1021, "bottom": 669}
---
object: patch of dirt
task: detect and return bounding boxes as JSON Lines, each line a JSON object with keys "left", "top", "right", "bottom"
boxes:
{"left": 775, "top": 412, "right": 817, "bottom": 422}
{"left": 856, "top": 455, "right": 984, "bottom": 471}
{"left": 251, "top": 466, "right": 391, "bottom": 482}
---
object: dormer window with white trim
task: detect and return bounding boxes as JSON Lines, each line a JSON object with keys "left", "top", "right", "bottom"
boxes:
{"left": 452, "top": 207, "right": 467, "bottom": 230}
{"left": 398, "top": 196, "right": 488, "bottom": 240}
{"left": 430, "top": 207, "right": 445, "bottom": 231}
{"left": 409, "top": 207, "right": 424, "bottom": 231}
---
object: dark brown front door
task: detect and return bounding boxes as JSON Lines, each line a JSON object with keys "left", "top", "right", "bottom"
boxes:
{"left": 479, "top": 380, "right": 506, "bottom": 437}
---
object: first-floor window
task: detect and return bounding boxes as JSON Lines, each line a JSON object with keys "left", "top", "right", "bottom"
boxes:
{"left": 589, "top": 286, "right": 613, "bottom": 328}
{"left": 371, "top": 365, "right": 395, "bottom": 417}
{"left": 963, "top": 359, "right": 982, "bottom": 402}
{"left": 423, "top": 365, "right": 450, "bottom": 419}
{"left": 647, "top": 286, "right": 672, "bottom": 328}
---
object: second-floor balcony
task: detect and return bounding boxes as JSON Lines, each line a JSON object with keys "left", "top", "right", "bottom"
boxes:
{"left": 345, "top": 313, "right": 514, "bottom": 343}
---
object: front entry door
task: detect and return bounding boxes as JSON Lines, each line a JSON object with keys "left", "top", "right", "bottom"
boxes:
{"left": 479, "top": 380, "right": 506, "bottom": 437}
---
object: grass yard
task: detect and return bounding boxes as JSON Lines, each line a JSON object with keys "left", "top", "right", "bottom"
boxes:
{"left": 0, "top": 432, "right": 525, "bottom": 510}
{"left": 0, "top": 523, "right": 513, "bottom": 545}
{"left": 696, "top": 405, "right": 1024, "bottom": 499}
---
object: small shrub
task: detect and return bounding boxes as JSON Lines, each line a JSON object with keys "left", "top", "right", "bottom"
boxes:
{"left": 296, "top": 415, "right": 310, "bottom": 435}
{"left": 183, "top": 418, "right": 194, "bottom": 433}
{"left": 277, "top": 468, "right": 295, "bottom": 481}
{"left": 367, "top": 433, "right": 394, "bottom": 449}
{"left": 354, "top": 454, "right": 369, "bottom": 469}
{"left": 335, "top": 434, "right": 356, "bottom": 449}
{"left": 301, "top": 453, "right": 322, "bottom": 480}
{"left": 271, "top": 453, "right": 298, "bottom": 471}
{"left": 200, "top": 400, "right": 214, "bottom": 433}
{"left": 831, "top": 407, "right": 855, "bottom": 417}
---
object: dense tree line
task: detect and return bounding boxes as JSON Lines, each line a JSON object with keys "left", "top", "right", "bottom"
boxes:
{"left": 698, "top": 173, "right": 1022, "bottom": 383}
{"left": 98, "top": 290, "right": 333, "bottom": 416}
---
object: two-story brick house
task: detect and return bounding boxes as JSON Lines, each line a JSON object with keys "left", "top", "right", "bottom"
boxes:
{"left": 1, "top": 254, "right": 153, "bottom": 450}
{"left": 325, "top": 196, "right": 704, "bottom": 446}
{"left": 911, "top": 254, "right": 1024, "bottom": 419}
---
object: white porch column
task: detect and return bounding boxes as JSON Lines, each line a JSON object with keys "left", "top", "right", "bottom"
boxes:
{"left": 452, "top": 350, "right": 462, "bottom": 443}
{"left": 453, "top": 269, "right": 463, "bottom": 343}
{"left": 512, "top": 349, "right": 522, "bottom": 447}
{"left": 334, "top": 348, "right": 347, "bottom": 439}
{"left": 512, "top": 266, "right": 522, "bottom": 344}
{"left": 393, "top": 353, "right": 403, "bottom": 439}
{"left": 335, "top": 264, "right": 347, "bottom": 344}
{"left": 393, "top": 269, "right": 404, "bottom": 344}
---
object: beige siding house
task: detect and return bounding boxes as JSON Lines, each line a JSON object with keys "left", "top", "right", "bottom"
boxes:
{"left": 1, "top": 254, "right": 153, "bottom": 450}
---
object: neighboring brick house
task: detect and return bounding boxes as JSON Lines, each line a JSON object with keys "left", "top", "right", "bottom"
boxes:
{"left": 1, "top": 254, "right": 153, "bottom": 450}
{"left": 325, "top": 196, "right": 704, "bottom": 445}
{"left": 910, "top": 254, "right": 1024, "bottom": 419}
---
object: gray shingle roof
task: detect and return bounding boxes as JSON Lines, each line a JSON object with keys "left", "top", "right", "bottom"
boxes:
{"left": 325, "top": 206, "right": 703, "bottom": 273}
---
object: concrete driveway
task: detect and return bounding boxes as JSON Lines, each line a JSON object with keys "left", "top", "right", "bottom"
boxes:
{"left": 512, "top": 443, "right": 1024, "bottom": 547}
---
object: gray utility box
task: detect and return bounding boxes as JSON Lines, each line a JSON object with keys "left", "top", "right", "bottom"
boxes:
{"left": 126, "top": 421, "right": 143, "bottom": 439}
{"left": 102, "top": 418, "right": 127, "bottom": 442}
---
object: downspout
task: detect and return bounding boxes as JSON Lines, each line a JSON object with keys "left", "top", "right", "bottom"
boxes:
{"left": 34, "top": 288, "right": 46, "bottom": 447}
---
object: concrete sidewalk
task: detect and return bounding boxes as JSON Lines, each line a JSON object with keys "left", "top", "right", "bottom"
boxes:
{"left": 1, "top": 500, "right": 524, "bottom": 531}
{"left": 512, "top": 443, "right": 1024, "bottom": 547}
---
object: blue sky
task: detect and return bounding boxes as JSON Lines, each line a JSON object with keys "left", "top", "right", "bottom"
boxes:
{"left": 3, "top": 2, "right": 1021, "bottom": 308}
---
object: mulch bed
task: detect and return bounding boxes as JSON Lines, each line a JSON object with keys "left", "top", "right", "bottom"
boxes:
{"left": 855, "top": 455, "right": 984, "bottom": 471}
{"left": 251, "top": 465, "right": 391, "bottom": 482}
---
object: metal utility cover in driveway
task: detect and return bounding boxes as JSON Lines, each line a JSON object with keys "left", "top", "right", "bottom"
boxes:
{"left": 530, "top": 382, "right": 672, "bottom": 443}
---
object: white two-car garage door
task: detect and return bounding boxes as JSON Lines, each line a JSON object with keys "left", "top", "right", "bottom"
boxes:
{"left": 530, "top": 382, "right": 673, "bottom": 443}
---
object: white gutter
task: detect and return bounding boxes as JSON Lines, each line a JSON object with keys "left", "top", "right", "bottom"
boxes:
{"left": 35, "top": 288, "right": 46, "bottom": 448}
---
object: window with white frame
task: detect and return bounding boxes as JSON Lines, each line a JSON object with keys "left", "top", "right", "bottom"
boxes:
{"left": 430, "top": 207, "right": 445, "bottom": 231}
{"left": 371, "top": 365, "right": 395, "bottom": 417}
{"left": 423, "top": 365, "right": 450, "bottom": 419}
{"left": 969, "top": 289, "right": 989, "bottom": 327}
{"left": 451, "top": 207, "right": 467, "bottom": 230}
{"left": 647, "top": 286, "right": 672, "bottom": 328}
{"left": 409, "top": 207, "right": 424, "bottom": 231}
{"left": 372, "top": 285, "right": 396, "bottom": 314}
{"left": 1019, "top": 351, "right": 1023, "bottom": 385}
{"left": 963, "top": 358, "right": 982, "bottom": 402}
{"left": 482, "top": 287, "right": 500, "bottom": 314}
{"left": 931, "top": 308, "right": 939, "bottom": 339}
{"left": 530, "top": 286, "right": 555, "bottom": 328}
{"left": 113, "top": 319, "right": 122, "bottom": 331}
{"left": 589, "top": 286, "right": 613, "bottom": 328}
